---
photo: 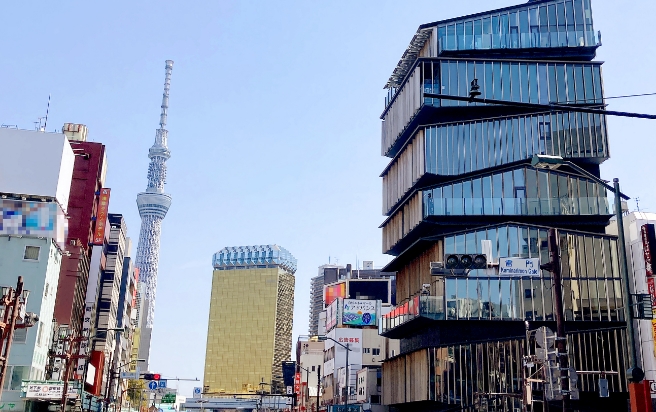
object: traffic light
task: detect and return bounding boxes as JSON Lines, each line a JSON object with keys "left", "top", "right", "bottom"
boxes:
{"left": 143, "top": 373, "right": 161, "bottom": 380}
{"left": 444, "top": 254, "right": 487, "bottom": 270}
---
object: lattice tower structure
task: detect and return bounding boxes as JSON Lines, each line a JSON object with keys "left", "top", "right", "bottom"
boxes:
{"left": 135, "top": 60, "right": 174, "bottom": 328}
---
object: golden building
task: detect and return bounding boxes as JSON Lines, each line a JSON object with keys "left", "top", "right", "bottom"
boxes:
{"left": 204, "top": 245, "right": 296, "bottom": 394}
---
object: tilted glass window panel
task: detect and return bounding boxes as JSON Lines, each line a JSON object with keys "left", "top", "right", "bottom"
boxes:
{"left": 423, "top": 167, "right": 609, "bottom": 218}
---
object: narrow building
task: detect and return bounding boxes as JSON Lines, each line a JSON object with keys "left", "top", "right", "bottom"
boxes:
{"left": 378, "top": 0, "right": 631, "bottom": 410}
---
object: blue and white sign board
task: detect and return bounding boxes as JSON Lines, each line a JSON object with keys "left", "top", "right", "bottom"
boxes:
{"left": 158, "top": 380, "right": 167, "bottom": 389}
{"left": 499, "top": 258, "right": 540, "bottom": 276}
{"left": 193, "top": 387, "right": 202, "bottom": 398}
{"left": 148, "top": 381, "right": 158, "bottom": 391}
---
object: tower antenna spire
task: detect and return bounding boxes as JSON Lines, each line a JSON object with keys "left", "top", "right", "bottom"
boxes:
{"left": 160, "top": 60, "right": 173, "bottom": 129}
{"left": 135, "top": 60, "right": 175, "bottom": 369}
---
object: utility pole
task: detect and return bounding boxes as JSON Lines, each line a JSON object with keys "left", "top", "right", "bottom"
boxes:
{"left": 316, "top": 365, "right": 321, "bottom": 412}
{"left": 0, "top": 276, "right": 24, "bottom": 398}
{"left": 539, "top": 228, "right": 570, "bottom": 411}
{"left": 344, "top": 342, "right": 349, "bottom": 411}
{"left": 614, "top": 178, "right": 640, "bottom": 372}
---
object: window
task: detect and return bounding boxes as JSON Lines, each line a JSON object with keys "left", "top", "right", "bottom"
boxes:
{"left": 13, "top": 329, "right": 27, "bottom": 344}
{"left": 10, "top": 366, "right": 28, "bottom": 391}
{"left": 23, "top": 246, "right": 40, "bottom": 261}
{"left": 372, "top": 348, "right": 381, "bottom": 356}
{"left": 363, "top": 348, "right": 370, "bottom": 354}
{"left": 37, "top": 322, "right": 44, "bottom": 347}
{"left": 371, "top": 395, "right": 381, "bottom": 404}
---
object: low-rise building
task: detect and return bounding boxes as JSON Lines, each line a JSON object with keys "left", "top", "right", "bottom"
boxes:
{"left": 356, "top": 367, "right": 383, "bottom": 412}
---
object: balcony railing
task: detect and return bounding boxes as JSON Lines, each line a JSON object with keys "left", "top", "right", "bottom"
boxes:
{"left": 380, "top": 295, "right": 445, "bottom": 335}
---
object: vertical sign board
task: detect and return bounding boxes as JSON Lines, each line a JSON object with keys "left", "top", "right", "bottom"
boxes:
{"left": 93, "top": 188, "right": 111, "bottom": 245}
{"left": 76, "top": 303, "right": 94, "bottom": 378}
{"left": 642, "top": 224, "right": 656, "bottom": 277}
{"left": 294, "top": 373, "right": 301, "bottom": 397}
{"left": 643, "top": 224, "right": 656, "bottom": 357}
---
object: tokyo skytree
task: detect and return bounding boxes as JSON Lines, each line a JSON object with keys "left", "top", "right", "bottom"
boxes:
{"left": 136, "top": 60, "right": 174, "bottom": 329}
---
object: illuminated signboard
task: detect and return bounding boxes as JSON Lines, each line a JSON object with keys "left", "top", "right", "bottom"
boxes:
{"left": 324, "top": 282, "right": 346, "bottom": 307}
{"left": 93, "top": 188, "right": 111, "bottom": 245}
{"left": 342, "top": 299, "right": 378, "bottom": 326}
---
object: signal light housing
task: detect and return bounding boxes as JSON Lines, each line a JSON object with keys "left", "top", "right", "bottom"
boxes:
{"left": 444, "top": 254, "right": 487, "bottom": 270}
{"left": 143, "top": 373, "right": 161, "bottom": 380}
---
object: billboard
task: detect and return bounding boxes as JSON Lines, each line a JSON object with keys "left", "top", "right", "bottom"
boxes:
{"left": 347, "top": 279, "right": 391, "bottom": 304}
{"left": 0, "top": 128, "right": 74, "bottom": 211}
{"left": 0, "top": 199, "right": 67, "bottom": 247}
{"left": 324, "top": 282, "right": 346, "bottom": 307}
{"left": 92, "top": 188, "right": 111, "bottom": 245}
{"left": 342, "top": 299, "right": 377, "bottom": 326}
{"left": 326, "top": 298, "right": 341, "bottom": 332}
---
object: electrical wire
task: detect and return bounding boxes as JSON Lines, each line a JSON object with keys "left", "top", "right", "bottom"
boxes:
{"left": 564, "top": 92, "right": 656, "bottom": 104}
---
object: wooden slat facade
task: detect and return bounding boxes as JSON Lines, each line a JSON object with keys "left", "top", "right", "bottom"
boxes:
{"left": 382, "top": 129, "right": 425, "bottom": 215}
{"left": 382, "top": 191, "right": 423, "bottom": 254}
{"left": 382, "top": 348, "right": 429, "bottom": 406}
{"left": 395, "top": 242, "right": 442, "bottom": 303}
{"left": 381, "top": 66, "right": 422, "bottom": 156}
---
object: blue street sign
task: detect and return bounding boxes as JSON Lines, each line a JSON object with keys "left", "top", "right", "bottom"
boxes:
{"left": 148, "top": 381, "right": 158, "bottom": 391}
{"left": 158, "top": 380, "right": 167, "bottom": 389}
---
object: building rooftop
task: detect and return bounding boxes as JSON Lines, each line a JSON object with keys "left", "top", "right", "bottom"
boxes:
{"left": 385, "top": 0, "right": 597, "bottom": 88}
{"left": 212, "top": 244, "right": 297, "bottom": 274}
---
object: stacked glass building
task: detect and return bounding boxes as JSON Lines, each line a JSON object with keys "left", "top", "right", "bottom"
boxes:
{"left": 378, "top": 1, "right": 630, "bottom": 410}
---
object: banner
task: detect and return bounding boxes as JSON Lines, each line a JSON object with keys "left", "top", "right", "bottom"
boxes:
{"left": 92, "top": 188, "right": 111, "bottom": 245}
{"left": 24, "top": 383, "right": 80, "bottom": 399}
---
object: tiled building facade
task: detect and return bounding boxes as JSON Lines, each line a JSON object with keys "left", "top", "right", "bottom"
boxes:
{"left": 204, "top": 245, "right": 296, "bottom": 394}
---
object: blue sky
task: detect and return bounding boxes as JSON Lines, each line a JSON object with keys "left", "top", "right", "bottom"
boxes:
{"left": 1, "top": 0, "right": 655, "bottom": 397}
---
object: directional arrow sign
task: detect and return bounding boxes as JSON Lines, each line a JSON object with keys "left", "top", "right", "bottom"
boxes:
{"left": 148, "top": 381, "right": 158, "bottom": 391}
{"left": 158, "top": 380, "right": 167, "bottom": 389}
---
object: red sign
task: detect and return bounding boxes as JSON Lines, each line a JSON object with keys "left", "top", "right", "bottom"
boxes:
{"left": 294, "top": 372, "right": 301, "bottom": 395}
{"left": 92, "top": 188, "right": 111, "bottom": 245}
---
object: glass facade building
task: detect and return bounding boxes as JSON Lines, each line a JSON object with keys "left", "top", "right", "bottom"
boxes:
{"left": 378, "top": 1, "right": 629, "bottom": 411}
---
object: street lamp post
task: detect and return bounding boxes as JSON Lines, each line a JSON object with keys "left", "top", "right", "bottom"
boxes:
{"left": 299, "top": 366, "right": 310, "bottom": 411}
{"left": 115, "top": 359, "right": 146, "bottom": 412}
{"left": 315, "top": 336, "right": 352, "bottom": 412}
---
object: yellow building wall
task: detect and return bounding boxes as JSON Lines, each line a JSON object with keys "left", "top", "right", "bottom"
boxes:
{"left": 204, "top": 267, "right": 294, "bottom": 394}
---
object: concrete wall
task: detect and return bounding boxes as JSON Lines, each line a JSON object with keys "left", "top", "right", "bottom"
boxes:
{"left": 0, "top": 129, "right": 74, "bottom": 212}
{"left": 0, "top": 236, "right": 62, "bottom": 411}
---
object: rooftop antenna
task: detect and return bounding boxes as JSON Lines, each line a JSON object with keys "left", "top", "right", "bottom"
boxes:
{"left": 41, "top": 95, "right": 51, "bottom": 132}
{"left": 636, "top": 197, "right": 641, "bottom": 212}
